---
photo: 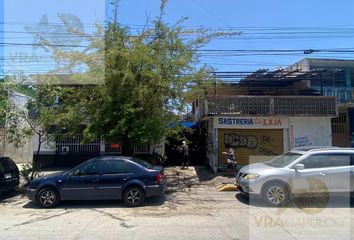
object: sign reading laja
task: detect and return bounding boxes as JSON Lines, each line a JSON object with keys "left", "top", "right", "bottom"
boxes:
{"left": 215, "top": 117, "right": 286, "bottom": 129}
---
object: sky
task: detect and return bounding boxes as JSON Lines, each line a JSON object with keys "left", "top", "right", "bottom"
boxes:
{"left": 1, "top": 0, "right": 354, "bottom": 78}
{"left": 1, "top": 0, "right": 105, "bottom": 78}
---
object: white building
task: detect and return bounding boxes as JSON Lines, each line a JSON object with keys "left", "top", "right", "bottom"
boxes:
{"left": 195, "top": 95, "right": 336, "bottom": 173}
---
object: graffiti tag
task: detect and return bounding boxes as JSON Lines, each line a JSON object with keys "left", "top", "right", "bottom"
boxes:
{"left": 261, "top": 136, "right": 275, "bottom": 146}
{"left": 224, "top": 133, "right": 258, "bottom": 149}
{"left": 295, "top": 136, "right": 312, "bottom": 147}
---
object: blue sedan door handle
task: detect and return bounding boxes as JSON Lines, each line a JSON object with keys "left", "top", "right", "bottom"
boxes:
{"left": 92, "top": 178, "right": 99, "bottom": 183}
{"left": 123, "top": 177, "right": 130, "bottom": 181}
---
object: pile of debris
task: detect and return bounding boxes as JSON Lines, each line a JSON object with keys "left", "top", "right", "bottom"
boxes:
{"left": 163, "top": 166, "right": 238, "bottom": 193}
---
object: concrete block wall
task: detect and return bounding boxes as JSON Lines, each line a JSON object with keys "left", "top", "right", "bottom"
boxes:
{"left": 4, "top": 135, "right": 33, "bottom": 164}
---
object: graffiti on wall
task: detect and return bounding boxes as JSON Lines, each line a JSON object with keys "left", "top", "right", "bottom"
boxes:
{"left": 218, "top": 129, "right": 284, "bottom": 165}
{"left": 261, "top": 136, "right": 276, "bottom": 146}
{"left": 223, "top": 133, "right": 281, "bottom": 155}
{"left": 224, "top": 133, "right": 258, "bottom": 149}
{"left": 294, "top": 136, "right": 313, "bottom": 148}
{"left": 259, "top": 135, "right": 278, "bottom": 155}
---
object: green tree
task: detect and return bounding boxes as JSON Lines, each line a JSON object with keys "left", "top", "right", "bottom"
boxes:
{"left": 0, "top": 78, "right": 62, "bottom": 179}
{"left": 35, "top": 0, "right": 234, "bottom": 154}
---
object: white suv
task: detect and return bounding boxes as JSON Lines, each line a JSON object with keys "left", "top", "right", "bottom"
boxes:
{"left": 236, "top": 147, "right": 354, "bottom": 207}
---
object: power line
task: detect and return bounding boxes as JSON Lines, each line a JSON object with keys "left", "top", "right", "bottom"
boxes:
{"left": 0, "top": 42, "right": 88, "bottom": 48}
{"left": 0, "top": 21, "right": 105, "bottom": 27}
{"left": 2, "top": 40, "right": 354, "bottom": 52}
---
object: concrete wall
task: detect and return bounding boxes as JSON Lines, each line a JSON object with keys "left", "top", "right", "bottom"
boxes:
{"left": 0, "top": 128, "right": 5, "bottom": 156}
{"left": 4, "top": 135, "right": 33, "bottom": 164}
{"left": 286, "top": 58, "right": 310, "bottom": 72}
{"left": 3, "top": 92, "right": 34, "bottom": 163}
{"left": 206, "top": 118, "right": 218, "bottom": 173}
{"left": 289, "top": 117, "right": 332, "bottom": 149}
{"left": 31, "top": 135, "right": 56, "bottom": 154}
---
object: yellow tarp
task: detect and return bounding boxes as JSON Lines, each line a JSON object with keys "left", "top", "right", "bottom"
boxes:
{"left": 217, "top": 184, "right": 238, "bottom": 191}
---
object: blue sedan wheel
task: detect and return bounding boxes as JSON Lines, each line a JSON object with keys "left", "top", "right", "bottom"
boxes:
{"left": 123, "top": 186, "right": 145, "bottom": 207}
{"left": 37, "top": 187, "right": 60, "bottom": 208}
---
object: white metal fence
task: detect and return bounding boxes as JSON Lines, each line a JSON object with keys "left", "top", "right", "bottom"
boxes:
{"left": 55, "top": 135, "right": 100, "bottom": 155}
{"left": 55, "top": 135, "right": 150, "bottom": 155}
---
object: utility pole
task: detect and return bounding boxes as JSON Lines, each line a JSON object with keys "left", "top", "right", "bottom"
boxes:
{"left": 112, "top": 0, "right": 119, "bottom": 25}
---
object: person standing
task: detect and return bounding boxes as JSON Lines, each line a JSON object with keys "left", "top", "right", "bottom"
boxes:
{"left": 222, "top": 145, "right": 236, "bottom": 169}
{"left": 179, "top": 140, "right": 190, "bottom": 169}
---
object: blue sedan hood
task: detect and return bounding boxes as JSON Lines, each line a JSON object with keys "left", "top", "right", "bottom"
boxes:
{"left": 26, "top": 171, "right": 65, "bottom": 188}
{"left": 35, "top": 171, "right": 65, "bottom": 181}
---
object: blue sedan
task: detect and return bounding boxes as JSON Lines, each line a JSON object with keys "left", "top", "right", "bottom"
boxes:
{"left": 26, "top": 156, "right": 166, "bottom": 208}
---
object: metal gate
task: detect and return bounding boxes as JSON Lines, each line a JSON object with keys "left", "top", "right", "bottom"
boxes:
{"left": 218, "top": 129, "right": 284, "bottom": 165}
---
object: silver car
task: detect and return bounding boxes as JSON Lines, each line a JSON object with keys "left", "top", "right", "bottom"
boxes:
{"left": 236, "top": 147, "right": 354, "bottom": 207}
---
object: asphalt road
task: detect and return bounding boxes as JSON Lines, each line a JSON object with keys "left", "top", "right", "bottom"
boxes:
{"left": 0, "top": 167, "right": 353, "bottom": 240}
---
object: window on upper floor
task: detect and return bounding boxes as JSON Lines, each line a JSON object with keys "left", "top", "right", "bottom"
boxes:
{"left": 351, "top": 71, "right": 354, "bottom": 87}
{"left": 311, "top": 70, "right": 346, "bottom": 88}
{"left": 334, "top": 71, "right": 346, "bottom": 87}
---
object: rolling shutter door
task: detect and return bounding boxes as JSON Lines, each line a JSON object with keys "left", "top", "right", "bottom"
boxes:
{"left": 218, "top": 129, "right": 284, "bottom": 165}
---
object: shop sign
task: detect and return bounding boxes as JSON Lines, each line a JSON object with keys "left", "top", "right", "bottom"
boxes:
{"left": 111, "top": 143, "right": 121, "bottom": 149}
{"left": 215, "top": 117, "right": 286, "bottom": 129}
